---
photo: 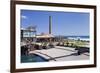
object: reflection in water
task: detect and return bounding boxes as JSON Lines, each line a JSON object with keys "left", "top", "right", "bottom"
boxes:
{"left": 21, "top": 54, "right": 48, "bottom": 63}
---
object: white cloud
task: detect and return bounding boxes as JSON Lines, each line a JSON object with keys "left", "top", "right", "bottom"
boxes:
{"left": 21, "top": 15, "right": 27, "bottom": 19}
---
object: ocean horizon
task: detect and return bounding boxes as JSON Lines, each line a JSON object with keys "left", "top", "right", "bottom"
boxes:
{"left": 55, "top": 35, "right": 89, "bottom": 41}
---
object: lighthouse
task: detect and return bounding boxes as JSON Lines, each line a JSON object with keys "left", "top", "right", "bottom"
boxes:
{"left": 49, "top": 16, "right": 52, "bottom": 34}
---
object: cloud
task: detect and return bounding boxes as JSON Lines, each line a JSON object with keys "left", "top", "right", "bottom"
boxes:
{"left": 21, "top": 15, "right": 27, "bottom": 19}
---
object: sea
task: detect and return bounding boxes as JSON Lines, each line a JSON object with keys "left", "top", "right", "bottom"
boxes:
{"left": 55, "top": 36, "right": 90, "bottom": 41}
{"left": 67, "top": 36, "right": 89, "bottom": 41}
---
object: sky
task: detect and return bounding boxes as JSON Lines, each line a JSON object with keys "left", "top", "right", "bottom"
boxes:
{"left": 21, "top": 10, "right": 90, "bottom": 36}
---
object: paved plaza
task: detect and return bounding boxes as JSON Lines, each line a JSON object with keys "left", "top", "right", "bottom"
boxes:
{"left": 29, "top": 46, "right": 89, "bottom": 61}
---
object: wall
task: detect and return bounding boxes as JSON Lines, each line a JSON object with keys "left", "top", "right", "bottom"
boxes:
{"left": 0, "top": 0, "right": 100, "bottom": 73}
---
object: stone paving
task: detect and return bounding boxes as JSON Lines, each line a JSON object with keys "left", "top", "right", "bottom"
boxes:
{"left": 29, "top": 46, "right": 89, "bottom": 61}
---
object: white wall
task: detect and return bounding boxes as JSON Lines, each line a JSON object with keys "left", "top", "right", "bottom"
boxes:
{"left": 0, "top": 0, "right": 100, "bottom": 73}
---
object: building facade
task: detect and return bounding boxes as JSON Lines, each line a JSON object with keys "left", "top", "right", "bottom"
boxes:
{"left": 21, "top": 26, "right": 37, "bottom": 42}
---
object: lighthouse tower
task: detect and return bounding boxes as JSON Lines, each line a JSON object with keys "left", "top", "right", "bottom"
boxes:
{"left": 49, "top": 16, "right": 52, "bottom": 34}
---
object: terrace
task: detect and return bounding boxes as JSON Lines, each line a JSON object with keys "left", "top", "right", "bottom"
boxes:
{"left": 21, "top": 40, "right": 89, "bottom": 63}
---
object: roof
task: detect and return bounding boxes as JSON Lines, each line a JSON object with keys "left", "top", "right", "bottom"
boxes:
{"left": 36, "top": 34, "right": 54, "bottom": 38}
{"left": 21, "top": 28, "right": 36, "bottom": 32}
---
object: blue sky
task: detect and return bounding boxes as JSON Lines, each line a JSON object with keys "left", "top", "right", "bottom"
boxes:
{"left": 21, "top": 10, "right": 90, "bottom": 36}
